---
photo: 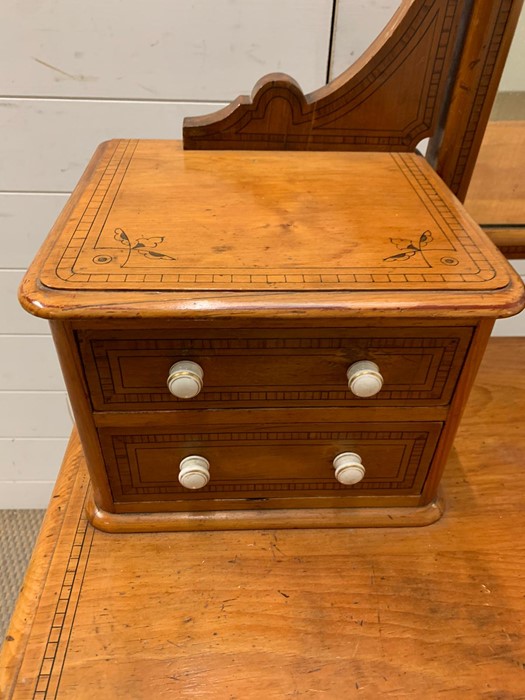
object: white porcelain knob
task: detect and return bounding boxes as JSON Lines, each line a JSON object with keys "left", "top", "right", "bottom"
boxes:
{"left": 178, "top": 455, "right": 210, "bottom": 489}
{"left": 333, "top": 452, "right": 365, "bottom": 485}
{"left": 346, "top": 360, "right": 383, "bottom": 397}
{"left": 167, "top": 361, "right": 204, "bottom": 398}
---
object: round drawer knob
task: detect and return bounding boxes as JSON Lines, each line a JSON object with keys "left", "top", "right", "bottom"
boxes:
{"left": 167, "top": 361, "right": 204, "bottom": 398}
{"left": 333, "top": 452, "right": 365, "bottom": 485}
{"left": 346, "top": 360, "right": 383, "bottom": 397}
{"left": 179, "top": 455, "right": 210, "bottom": 489}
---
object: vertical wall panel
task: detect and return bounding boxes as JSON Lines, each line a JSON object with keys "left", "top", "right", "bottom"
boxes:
{"left": 0, "top": 438, "right": 68, "bottom": 481}
{"left": 0, "top": 194, "right": 70, "bottom": 268}
{"left": 498, "top": 6, "right": 525, "bottom": 91}
{"left": 0, "top": 482, "right": 56, "bottom": 509}
{"left": 0, "top": 1, "right": 334, "bottom": 504}
{"left": 0, "top": 99, "right": 228, "bottom": 192}
{"left": 0, "top": 337, "right": 65, "bottom": 391}
{"left": 0, "top": 393, "right": 72, "bottom": 438}
{"left": 0, "top": 0, "right": 333, "bottom": 99}
{"left": 329, "top": 0, "right": 400, "bottom": 80}
{"left": 0, "top": 271, "right": 51, "bottom": 335}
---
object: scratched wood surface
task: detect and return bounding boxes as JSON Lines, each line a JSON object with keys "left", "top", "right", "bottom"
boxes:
{"left": 1, "top": 336, "right": 525, "bottom": 699}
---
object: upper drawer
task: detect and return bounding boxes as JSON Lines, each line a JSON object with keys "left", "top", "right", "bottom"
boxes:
{"left": 77, "top": 326, "right": 473, "bottom": 411}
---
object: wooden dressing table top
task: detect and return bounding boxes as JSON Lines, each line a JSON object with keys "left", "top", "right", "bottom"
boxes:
{"left": 2, "top": 337, "right": 525, "bottom": 699}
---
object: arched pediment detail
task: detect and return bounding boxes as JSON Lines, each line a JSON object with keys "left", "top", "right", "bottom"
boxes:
{"left": 184, "top": 0, "right": 466, "bottom": 151}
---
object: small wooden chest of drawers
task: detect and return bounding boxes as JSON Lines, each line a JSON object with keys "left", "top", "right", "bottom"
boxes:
{"left": 20, "top": 141, "right": 524, "bottom": 531}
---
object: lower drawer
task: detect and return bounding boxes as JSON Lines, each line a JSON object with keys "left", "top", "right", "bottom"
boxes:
{"left": 98, "top": 419, "right": 442, "bottom": 511}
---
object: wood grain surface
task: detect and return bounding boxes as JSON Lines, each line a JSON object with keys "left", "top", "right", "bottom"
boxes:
{"left": 78, "top": 326, "right": 472, "bottom": 411}
{"left": 98, "top": 419, "right": 442, "bottom": 507}
{"left": 19, "top": 141, "right": 525, "bottom": 320}
{"left": 18, "top": 139, "right": 524, "bottom": 532}
{"left": 181, "top": 0, "right": 524, "bottom": 221}
{"left": 52, "top": 316, "right": 485, "bottom": 526}
{"left": 2, "top": 337, "right": 525, "bottom": 699}
{"left": 465, "top": 121, "right": 525, "bottom": 259}
{"left": 466, "top": 122, "right": 525, "bottom": 226}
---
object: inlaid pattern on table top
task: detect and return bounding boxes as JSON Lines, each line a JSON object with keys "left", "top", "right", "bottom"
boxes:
{"left": 37, "top": 140, "right": 510, "bottom": 293}
{"left": 4, "top": 336, "right": 525, "bottom": 699}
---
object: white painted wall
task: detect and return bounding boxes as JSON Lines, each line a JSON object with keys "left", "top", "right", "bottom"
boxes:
{"left": 0, "top": 0, "right": 333, "bottom": 507}
{"left": 0, "top": 1, "right": 523, "bottom": 507}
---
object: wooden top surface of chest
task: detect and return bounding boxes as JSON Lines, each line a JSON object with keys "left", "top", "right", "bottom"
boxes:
{"left": 20, "top": 140, "right": 524, "bottom": 321}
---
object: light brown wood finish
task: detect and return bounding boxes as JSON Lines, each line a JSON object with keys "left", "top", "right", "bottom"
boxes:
{"left": 419, "top": 318, "right": 494, "bottom": 503}
{"left": 79, "top": 323, "right": 485, "bottom": 522}
{"left": 465, "top": 121, "right": 525, "bottom": 258}
{"left": 19, "top": 142, "right": 525, "bottom": 319}
{"left": 78, "top": 326, "right": 473, "bottom": 411}
{"left": 86, "top": 483, "right": 444, "bottom": 533}
{"left": 50, "top": 321, "right": 114, "bottom": 513}
{"left": 19, "top": 141, "right": 524, "bottom": 530}
{"left": 466, "top": 122, "right": 525, "bottom": 225}
{"left": 99, "top": 418, "right": 442, "bottom": 508}
{"left": 2, "top": 338, "right": 525, "bottom": 698}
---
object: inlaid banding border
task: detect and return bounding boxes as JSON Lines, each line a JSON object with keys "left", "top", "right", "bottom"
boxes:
{"left": 104, "top": 429, "right": 437, "bottom": 498}
{"left": 33, "top": 493, "right": 94, "bottom": 700}
{"left": 83, "top": 333, "right": 464, "bottom": 407}
{"left": 45, "top": 142, "right": 498, "bottom": 290}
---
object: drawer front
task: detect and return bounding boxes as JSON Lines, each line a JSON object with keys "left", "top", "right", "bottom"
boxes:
{"left": 99, "top": 420, "right": 442, "bottom": 508}
{"left": 79, "top": 327, "right": 472, "bottom": 410}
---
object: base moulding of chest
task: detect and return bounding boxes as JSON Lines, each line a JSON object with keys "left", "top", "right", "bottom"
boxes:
{"left": 85, "top": 486, "right": 445, "bottom": 532}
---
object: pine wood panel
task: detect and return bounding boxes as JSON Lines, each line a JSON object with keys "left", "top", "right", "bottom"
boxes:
{"left": 179, "top": 0, "right": 523, "bottom": 240}
{"left": 465, "top": 122, "right": 525, "bottom": 225}
{"left": 17, "top": 139, "right": 523, "bottom": 531}
{"left": 49, "top": 313, "right": 492, "bottom": 530}
{"left": 431, "top": 0, "right": 524, "bottom": 200}
{"left": 19, "top": 142, "right": 525, "bottom": 320}
{"left": 38, "top": 145, "right": 506, "bottom": 293}
{"left": 2, "top": 339, "right": 525, "bottom": 698}
{"left": 78, "top": 326, "right": 473, "bottom": 410}
{"left": 464, "top": 121, "right": 525, "bottom": 259}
